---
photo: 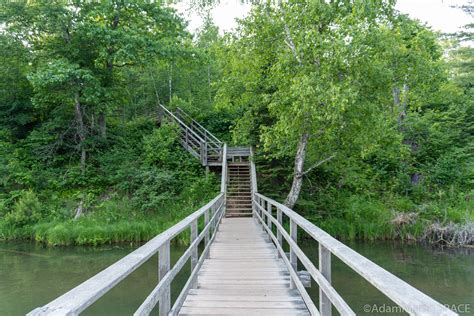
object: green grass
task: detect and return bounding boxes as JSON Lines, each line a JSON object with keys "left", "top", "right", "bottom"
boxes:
{"left": 0, "top": 176, "right": 219, "bottom": 246}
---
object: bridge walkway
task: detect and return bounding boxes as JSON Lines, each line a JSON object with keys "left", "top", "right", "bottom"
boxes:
{"left": 179, "top": 217, "right": 309, "bottom": 315}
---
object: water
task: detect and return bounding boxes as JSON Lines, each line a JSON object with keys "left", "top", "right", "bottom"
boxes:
{"left": 0, "top": 241, "right": 472, "bottom": 315}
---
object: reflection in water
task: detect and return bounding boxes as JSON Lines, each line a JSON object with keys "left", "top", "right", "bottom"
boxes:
{"left": 0, "top": 241, "right": 472, "bottom": 315}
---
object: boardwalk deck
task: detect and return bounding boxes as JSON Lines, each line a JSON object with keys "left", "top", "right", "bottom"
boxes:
{"left": 179, "top": 217, "right": 309, "bottom": 315}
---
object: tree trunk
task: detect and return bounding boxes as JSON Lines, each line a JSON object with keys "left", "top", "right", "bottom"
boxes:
{"left": 74, "top": 92, "right": 86, "bottom": 174}
{"left": 98, "top": 112, "right": 106, "bottom": 138}
{"left": 285, "top": 132, "right": 309, "bottom": 209}
{"left": 392, "top": 84, "right": 409, "bottom": 128}
{"left": 207, "top": 63, "right": 212, "bottom": 104}
{"left": 74, "top": 200, "right": 84, "bottom": 220}
{"left": 169, "top": 64, "right": 173, "bottom": 103}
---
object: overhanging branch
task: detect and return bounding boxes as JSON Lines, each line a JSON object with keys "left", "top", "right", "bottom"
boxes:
{"left": 302, "top": 154, "right": 336, "bottom": 176}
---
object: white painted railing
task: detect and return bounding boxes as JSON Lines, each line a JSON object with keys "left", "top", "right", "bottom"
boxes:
{"left": 253, "top": 193, "right": 457, "bottom": 316}
{"left": 29, "top": 145, "right": 229, "bottom": 316}
{"left": 160, "top": 105, "right": 223, "bottom": 166}
{"left": 28, "top": 194, "right": 225, "bottom": 316}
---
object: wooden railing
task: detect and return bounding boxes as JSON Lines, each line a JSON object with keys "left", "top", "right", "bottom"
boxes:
{"left": 252, "top": 193, "right": 457, "bottom": 316}
{"left": 28, "top": 148, "right": 229, "bottom": 316}
{"left": 165, "top": 106, "right": 223, "bottom": 166}
{"left": 158, "top": 103, "right": 207, "bottom": 163}
{"left": 220, "top": 144, "right": 228, "bottom": 194}
{"left": 175, "top": 107, "right": 222, "bottom": 147}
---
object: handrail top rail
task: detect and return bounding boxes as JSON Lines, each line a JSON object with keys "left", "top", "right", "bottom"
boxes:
{"left": 254, "top": 193, "right": 456, "bottom": 316}
{"left": 29, "top": 193, "right": 224, "bottom": 316}
{"left": 175, "top": 107, "right": 222, "bottom": 145}
{"left": 158, "top": 103, "right": 205, "bottom": 144}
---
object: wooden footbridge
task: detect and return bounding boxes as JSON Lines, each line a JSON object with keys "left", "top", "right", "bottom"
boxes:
{"left": 29, "top": 105, "right": 456, "bottom": 316}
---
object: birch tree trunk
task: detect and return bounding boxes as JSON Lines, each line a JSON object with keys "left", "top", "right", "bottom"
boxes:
{"left": 169, "top": 64, "right": 173, "bottom": 103}
{"left": 285, "top": 132, "right": 309, "bottom": 208}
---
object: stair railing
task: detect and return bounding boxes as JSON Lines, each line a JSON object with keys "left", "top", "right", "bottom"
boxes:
{"left": 175, "top": 107, "right": 222, "bottom": 146}
{"left": 174, "top": 107, "right": 223, "bottom": 164}
{"left": 158, "top": 104, "right": 223, "bottom": 166}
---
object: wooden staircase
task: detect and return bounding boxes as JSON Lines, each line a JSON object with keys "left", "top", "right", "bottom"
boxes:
{"left": 226, "top": 162, "right": 252, "bottom": 217}
{"left": 158, "top": 104, "right": 224, "bottom": 167}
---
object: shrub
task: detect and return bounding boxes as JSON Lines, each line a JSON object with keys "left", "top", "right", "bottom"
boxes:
{"left": 4, "top": 190, "right": 43, "bottom": 227}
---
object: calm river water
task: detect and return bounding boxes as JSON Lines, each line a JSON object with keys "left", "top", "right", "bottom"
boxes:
{"left": 0, "top": 241, "right": 473, "bottom": 315}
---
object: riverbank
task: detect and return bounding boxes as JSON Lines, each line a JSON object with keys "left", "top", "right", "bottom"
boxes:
{"left": 1, "top": 214, "right": 472, "bottom": 248}
{"left": 0, "top": 177, "right": 219, "bottom": 246}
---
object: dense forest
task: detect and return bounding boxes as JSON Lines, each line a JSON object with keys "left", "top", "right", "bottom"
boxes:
{"left": 0, "top": 0, "right": 472, "bottom": 246}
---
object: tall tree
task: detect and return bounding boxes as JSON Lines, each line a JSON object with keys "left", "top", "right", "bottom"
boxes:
{"left": 1, "top": 0, "right": 187, "bottom": 173}
{"left": 217, "top": 0, "right": 447, "bottom": 208}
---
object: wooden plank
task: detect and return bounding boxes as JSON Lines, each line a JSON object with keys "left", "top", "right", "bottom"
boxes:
{"left": 187, "top": 288, "right": 300, "bottom": 296}
{"left": 179, "top": 307, "right": 309, "bottom": 316}
{"left": 182, "top": 300, "right": 307, "bottom": 309}
{"left": 184, "top": 295, "right": 302, "bottom": 302}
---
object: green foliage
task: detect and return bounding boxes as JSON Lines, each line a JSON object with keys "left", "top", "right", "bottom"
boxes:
{"left": 143, "top": 124, "right": 179, "bottom": 165}
{"left": 4, "top": 190, "right": 43, "bottom": 227}
{"left": 0, "top": 1, "right": 472, "bottom": 246}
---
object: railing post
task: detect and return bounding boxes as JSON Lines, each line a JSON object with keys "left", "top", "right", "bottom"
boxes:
{"left": 158, "top": 241, "right": 170, "bottom": 316}
{"left": 190, "top": 220, "right": 198, "bottom": 287}
{"left": 266, "top": 201, "right": 272, "bottom": 231}
{"left": 205, "top": 208, "right": 210, "bottom": 258}
{"left": 319, "top": 244, "right": 332, "bottom": 316}
{"left": 290, "top": 219, "right": 298, "bottom": 289}
{"left": 277, "top": 207, "right": 282, "bottom": 258}
{"left": 200, "top": 141, "right": 207, "bottom": 166}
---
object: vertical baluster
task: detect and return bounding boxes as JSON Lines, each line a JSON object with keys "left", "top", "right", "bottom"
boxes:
{"left": 158, "top": 241, "right": 170, "bottom": 316}
{"left": 319, "top": 244, "right": 332, "bottom": 316}
{"left": 277, "top": 207, "right": 282, "bottom": 258}
{"left": 266, "top": 201, "right": 272, "bottom": 232}
{"left": 190, "top": 220, "right": 198, "bottom": 288}
{"left": 290, "top": 219, "right": 297, "bottom": 289}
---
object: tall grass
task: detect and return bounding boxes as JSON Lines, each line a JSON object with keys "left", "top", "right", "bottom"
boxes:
{"left": 0, "top": 176, "right": 219, "bottom": 246}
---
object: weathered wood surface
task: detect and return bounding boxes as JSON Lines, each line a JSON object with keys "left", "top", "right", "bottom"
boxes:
{"left": 254, "top": 193, "right": 457, "bottom": 316}
{"left": 179, "top": 217, "right": 310, "bottom": 315}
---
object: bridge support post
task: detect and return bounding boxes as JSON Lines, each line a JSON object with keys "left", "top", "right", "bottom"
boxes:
{"left": 319, "top": 244, "right": 332, "bottom": 316}
{"left": 190, "top": 220, "right": 198, "bottom": 287}
{"left": 277, "top": 207, "right": 282, "bottom": 258}
{"left": 158, "top": 241, "right": 170, "bottom": 316}
{"left": 289, "top": 219, "right": 298, "bottom": 289}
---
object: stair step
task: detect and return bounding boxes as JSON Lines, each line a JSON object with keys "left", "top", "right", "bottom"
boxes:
{"left": 226, "top": 207, "right": 253, "bottom": 211}
{"left": 226, "top": 212, "right": 253, "bottom": 217}
{"left": 227, "top": 196, "right": 252, "bottom": 198}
